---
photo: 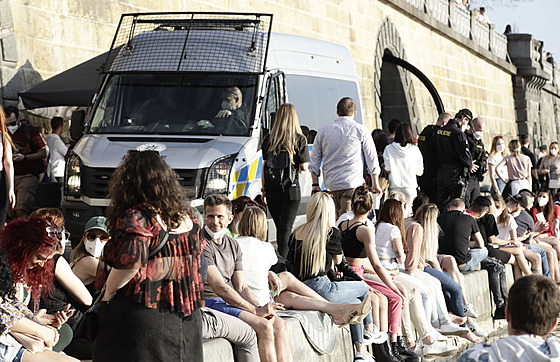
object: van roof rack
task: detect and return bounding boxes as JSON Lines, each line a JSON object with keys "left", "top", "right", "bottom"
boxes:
{"left": 103, "top": 12, "right": 273, "bottom": 74}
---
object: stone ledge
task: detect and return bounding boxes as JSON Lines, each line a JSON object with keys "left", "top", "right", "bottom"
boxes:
{"left": 202, "top": 266, "right": 515, "bottom": 361}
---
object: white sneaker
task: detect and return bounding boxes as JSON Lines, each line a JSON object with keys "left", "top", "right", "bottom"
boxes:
{"left": 467, "top": 319, "right": 488, "bottom": 338}
{"left": 422, "top": 340, "right": 459, "bottom": 358}
{"left": 464, "top": 303, "right": 478, "bottom": 318}
{"left": 437, "top": 322, "right": 470, "bottom": 336}
{"left": 354, "top": 352, "right": 375, "bottom": 362}
{"left": 431, "top": 329, "right": 448, "bottom": 341}
{"left": 363, "top": 326, "right": 388, "bottom": 345}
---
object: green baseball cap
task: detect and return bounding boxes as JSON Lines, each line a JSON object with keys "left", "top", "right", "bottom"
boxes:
{"left": 84, "top": 216, "right": 108, "bottom": 234}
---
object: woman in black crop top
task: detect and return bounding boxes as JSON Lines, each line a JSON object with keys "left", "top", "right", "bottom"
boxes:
{"left": 287, "top": 192, "right": 385, "bottom": 361}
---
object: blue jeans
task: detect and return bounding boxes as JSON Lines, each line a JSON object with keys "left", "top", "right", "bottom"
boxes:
{"left": 305, "top": 275, "right": 371, "bottom": 344}
{"left": 423, "top": 266, "right": 465, "bottom": 317}
{"left": 527, "top": 244, "right": 551, "bottom": 277}
{"left": 459, "top": 248, "right": 489, "bottom": 272}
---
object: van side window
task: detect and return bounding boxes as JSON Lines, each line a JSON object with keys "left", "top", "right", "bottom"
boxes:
{"left": 261, "top": 73, "right": 285, "bottom": 131}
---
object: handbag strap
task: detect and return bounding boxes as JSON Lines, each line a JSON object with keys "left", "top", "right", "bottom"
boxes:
{"left": 149, "top": 228, "right": 170, "bottom": 258}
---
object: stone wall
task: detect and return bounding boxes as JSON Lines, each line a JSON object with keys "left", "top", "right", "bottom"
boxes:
{"left": 1, "top": 0, "right": 559, "bottom": 145}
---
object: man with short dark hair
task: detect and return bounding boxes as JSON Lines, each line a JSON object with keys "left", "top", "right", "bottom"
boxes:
{"left": 46, "top": 116, "right": 68, "bottom": 183}
{"left": 434, "top": 109, "right": 473, "bottom": 210}
{"left": 386, "top": 118, "right": 401, "bottom": 143}
{"left": 458, "top": 275, "right": 560, "bottom": 361}
{"left": 310, "top": 97, "right": 381, "bottom": 217}
{"left": 4, "top": 106, "right": 48, "bottom": 218}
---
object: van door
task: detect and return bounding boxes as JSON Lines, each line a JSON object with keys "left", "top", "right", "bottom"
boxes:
{"left": 260, "top": 72, "right": 286, "bottom": 133}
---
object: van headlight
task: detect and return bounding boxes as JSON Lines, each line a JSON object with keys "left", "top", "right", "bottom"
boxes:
{"left": 203, "top": 155, "right": 235, "bottom": 198}
{"left": 64, "top": 152, "right": 82, "bottom": 196}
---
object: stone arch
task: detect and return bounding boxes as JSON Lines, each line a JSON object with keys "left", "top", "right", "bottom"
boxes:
{"left": 373, "top": 18, "right": 419, "bottom": 132}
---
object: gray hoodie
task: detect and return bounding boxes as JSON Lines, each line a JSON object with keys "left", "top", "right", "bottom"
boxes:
{"left": 458, "top": 335, "right": 560, "bottom": 362}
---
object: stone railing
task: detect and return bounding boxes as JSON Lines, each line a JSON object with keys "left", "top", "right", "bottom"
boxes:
{"left": 392, "top": 0, "right": 509, "bottom": 61}
{"left": 425, "top": 0, "right": 449, "bottom": 26}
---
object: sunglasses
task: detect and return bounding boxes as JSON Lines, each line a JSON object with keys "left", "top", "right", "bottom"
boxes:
{"left": 46, "top": 227, "right": 64, "bottom": 240}
{"left": 85, "top": 232, "right": 110, "bottom": 242}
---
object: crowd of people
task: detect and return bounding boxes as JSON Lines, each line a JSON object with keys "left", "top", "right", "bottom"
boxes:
{"left": 1, "top": 98, "right": 560, "bottom": 362}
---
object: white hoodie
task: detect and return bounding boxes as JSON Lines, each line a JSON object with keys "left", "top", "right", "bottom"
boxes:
{"left": 458, "top": 335, "right": 560, "bottom": 362}
{"left": 383, "top": 142, "right": 423, "bottom": 189}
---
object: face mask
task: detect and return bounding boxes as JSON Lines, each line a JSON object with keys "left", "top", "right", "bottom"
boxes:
{"left": 511, "top": 209, "right": 521, "bottom": 218}
{"left": 204, "top": 225, "right": 228, "bottom": 240}
{"left": 85, "top": 238, "right": 105, "bottom": 258}
{"left": 551, "top": 149, "right": 559, "bottom": 156}
{"left": 496, "top": 144, "right": 505, "bottom": 153}
{"left": 7, "top": 124, "right": 18, "bottom": 134}
{"left": 473, "top": 131, "right": 483, "bottom": 140}
{"left": 221, "top": 101, "right": 234, "bottom": 111}
{"left": 538, "top": 197, "right": 548, "bottom": 207}
{"left": 538, "top": 152, "right": 547, "bottom": 159}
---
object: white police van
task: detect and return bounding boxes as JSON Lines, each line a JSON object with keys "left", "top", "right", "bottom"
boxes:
{"left": 63, "top": 12, "right": 364, "bottom": 240}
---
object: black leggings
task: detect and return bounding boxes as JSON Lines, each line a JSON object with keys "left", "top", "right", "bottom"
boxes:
{"left": 0, "top": 170, "right": 9, "bottom": 226}
{"left": 266, "top": 185, "right": 301, "bottom": 258}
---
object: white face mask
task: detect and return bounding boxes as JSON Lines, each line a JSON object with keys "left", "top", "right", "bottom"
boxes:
{"left": 473, "top": 131, "right": 483, "bottom": 140}
{"left": 204, "top": 225, "right": 228, "bottom": 240}
{"left": 221, "top": 101, "right": 234, "bottom": 111}
{"left": 538, "top": 196, "right": 549, "bottom": 207}
{"left": 7, "top": 124, "right": 19, "bottom": 134}
{"left": 538, "top": 152, "right": 547, "bottom": 159}
{"left": 496, "top": 144, "right": 505, "bottom": 153}
{"left": 85, "top": 238, "right": 105, "bottom": 258}
{"left": 551, "top": 149, "right": 559, "bottom": 156}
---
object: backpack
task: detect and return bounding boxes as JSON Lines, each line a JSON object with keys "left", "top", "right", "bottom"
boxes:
{"left": 264, "top": 150, "right": 296, "bottom": 191}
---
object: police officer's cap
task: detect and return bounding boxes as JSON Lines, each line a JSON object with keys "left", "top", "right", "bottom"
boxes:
{"left": 455, "top": 109, "right": 473, "bottom": 121}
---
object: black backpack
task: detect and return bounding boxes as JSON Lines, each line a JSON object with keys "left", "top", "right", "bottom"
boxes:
{"left": 264, "top": 150, "right": 296, "bottom": 191}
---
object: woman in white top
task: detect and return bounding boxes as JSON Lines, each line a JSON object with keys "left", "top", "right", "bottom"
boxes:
{"left": 497, "top": 139, "right": 532, "bottom": 196}
{"left": 383, "top": 124, "right": 423, "bottom": 217}
{"left": 45, "top": 117, "right": 68, "bottom": 183}
{"left": 235, "top": 206, "right": 370, "bottom": 326}
{"left": 538, "top": 142, "right": 560, "bottom": 194}
{"left": 488, "top": 136, "right": 508, "bottom": 196}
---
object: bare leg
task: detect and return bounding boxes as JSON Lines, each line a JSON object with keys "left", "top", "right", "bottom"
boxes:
{"left": 374, "top": 289, "right": 389, "bottom": 333}
{"left": 441, "top": 255, "right": 469, "bottom": 305}
{"left": 23, "top": 351, "right": 80, "bottom": 362}
{"left": 513, "top": 262, "right": 522, "bottom": 280}
{"left": 278, "top": 272, "right": 327, "bottom": 301}
{"left": 537, "top": 236, "right": 560, "bottom": 259}
{"left": 272, "top": 316, "right": 292, "bottom": 362}
{"left": 536, "top": 242, "right": 560, "bottom": 282}
{"left": 523, "top": 248, "right": 542, "bottom": 274}
{"left": 239, "top": 311, "right": 278, "bottom": 362}
{"left": 500, "top": 246, "right": 532, "bottom": 276}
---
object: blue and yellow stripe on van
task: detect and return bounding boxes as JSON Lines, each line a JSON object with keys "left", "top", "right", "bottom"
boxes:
{"left": 230, "top": 157, "right": 263, "bottom": 198}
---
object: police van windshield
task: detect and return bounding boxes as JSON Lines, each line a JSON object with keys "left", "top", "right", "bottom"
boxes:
{"left": 89, "top": 73, "right": 257, "bottom": 137}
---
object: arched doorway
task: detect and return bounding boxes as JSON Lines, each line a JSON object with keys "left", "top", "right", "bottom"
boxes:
{"left": 380, "top": 49, "right": 412, "bottom": 131}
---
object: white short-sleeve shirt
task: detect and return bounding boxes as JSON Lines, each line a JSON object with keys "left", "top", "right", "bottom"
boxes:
{"left": 375, "top": 222, "right": 401, "bottom": 259}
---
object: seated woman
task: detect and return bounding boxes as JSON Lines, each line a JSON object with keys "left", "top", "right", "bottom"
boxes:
{"left": 235, "top": 206, "right": 372, "bottom": 328}
{"left": 529, "top": 190, "right": 560, "bottom": 257}
{"left": 287, "top": 192, "right": 385, "bottom": 362}
{"left": 0, "top": 249, "right": 79, "bottom": 362}
{"left": 0, "top": 217, "right": 80, "bottom": 362}
{"left": 70, "top": 216, "right": 110, "bottom": 291}
{"left": 29, "top": 209, "right": 92, "bottom": 355}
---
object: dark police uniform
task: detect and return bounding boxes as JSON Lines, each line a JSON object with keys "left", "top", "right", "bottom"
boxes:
{"left": 465, "top": 132, "right": 488, "bottom": 207}
{"left": 435, "top": 118, "right": 472, "bottom": 209}
{"left": 418, "top": 124, "right": 440, "bottom": 202}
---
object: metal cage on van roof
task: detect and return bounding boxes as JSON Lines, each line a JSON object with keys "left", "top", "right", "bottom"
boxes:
{"left": 103, "top": 12, "right": 273, "bottom": 74}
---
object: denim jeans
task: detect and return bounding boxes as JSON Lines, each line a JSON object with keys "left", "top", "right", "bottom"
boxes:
{"left": 305, "top": 275, "right": 371, "bottom": 344}
{"left": 459, "top": 248, "right": 489, "bottom": 272}
{"left": 480, "top": 257, "right": 508, "bottom": 307}
{"left": 527, "top": 244, "right": 551, "bottom": 277}
{"left": 423, "top": 267, "right": 465, "bottom": 317}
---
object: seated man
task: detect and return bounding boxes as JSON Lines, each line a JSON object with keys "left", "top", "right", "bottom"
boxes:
{"left": 202, "top": 194, "right": 291, "bottom": 362}
{"left": 458, "top": 274, "right": 560, "bottom": 361}
{"left": 213, "top": 86, "right": 248, "bottom": 131}
{"left": 438, "top": 198, "right": 488, "bottom": 272}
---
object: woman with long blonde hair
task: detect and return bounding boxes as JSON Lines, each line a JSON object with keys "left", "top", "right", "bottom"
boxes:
{"left": 488, "top": 136, "right": 508, "bottom": 196}
{"left": 0, "top": 106, "right": 15, "bottom": 225}
{"left": 287, "top": 192, "right": 379, "bottom": 362}
{"left": 262, "top": 103, "right": 309, "bottom": 258}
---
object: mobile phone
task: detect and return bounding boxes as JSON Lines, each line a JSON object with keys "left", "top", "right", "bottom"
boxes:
{"left": 536, "top": 212, "right": 546, "bottom": 223}
{"left": 67, "top": 308, "right": 76, "bottom": 314}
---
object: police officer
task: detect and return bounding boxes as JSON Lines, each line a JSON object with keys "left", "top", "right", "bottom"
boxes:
{"left": 465, "top": 117, "right": 488, "bottom": 207}
{"left": 418, "top": 112, "right": 452, "bottom": 202}
{"left": 435, "top": 109, "right": 473, "bottom": 209}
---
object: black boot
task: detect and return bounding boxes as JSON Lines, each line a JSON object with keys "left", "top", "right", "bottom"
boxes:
{"left": 392, "top": 336, "right": 421, "bottom": 362}
{"left": 372, "top": 340, "right": 401, "bottom": 362}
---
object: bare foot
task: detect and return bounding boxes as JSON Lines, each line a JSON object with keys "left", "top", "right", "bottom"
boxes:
{"left": 460, "top": 331, "right": 482, "bottom": 343}
{"left": 449, "top": 313, "right": 467, "bottom": 325}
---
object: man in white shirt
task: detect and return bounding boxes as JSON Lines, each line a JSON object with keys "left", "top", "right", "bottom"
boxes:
{"left": 45, "top": 117, "right": 68, "bottom": 183}
{"left": 310, "top": 97, "right": 381, "bottom": 217}
{"left": 476, "top": 7, "right": 490, "bottom": 24}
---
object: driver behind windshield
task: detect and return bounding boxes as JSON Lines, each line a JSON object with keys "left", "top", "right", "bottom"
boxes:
{"left": 214, "top": 86, "right": 248, "bottom": 128}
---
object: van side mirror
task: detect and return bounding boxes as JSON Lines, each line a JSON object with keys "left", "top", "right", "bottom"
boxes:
{"left": 70, "top": 110, "right": 85, "bottom": 141}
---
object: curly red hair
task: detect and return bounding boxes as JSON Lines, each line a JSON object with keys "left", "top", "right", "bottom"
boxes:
{"left": 0, "top": 216, "right": 62, "bottom": 299}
